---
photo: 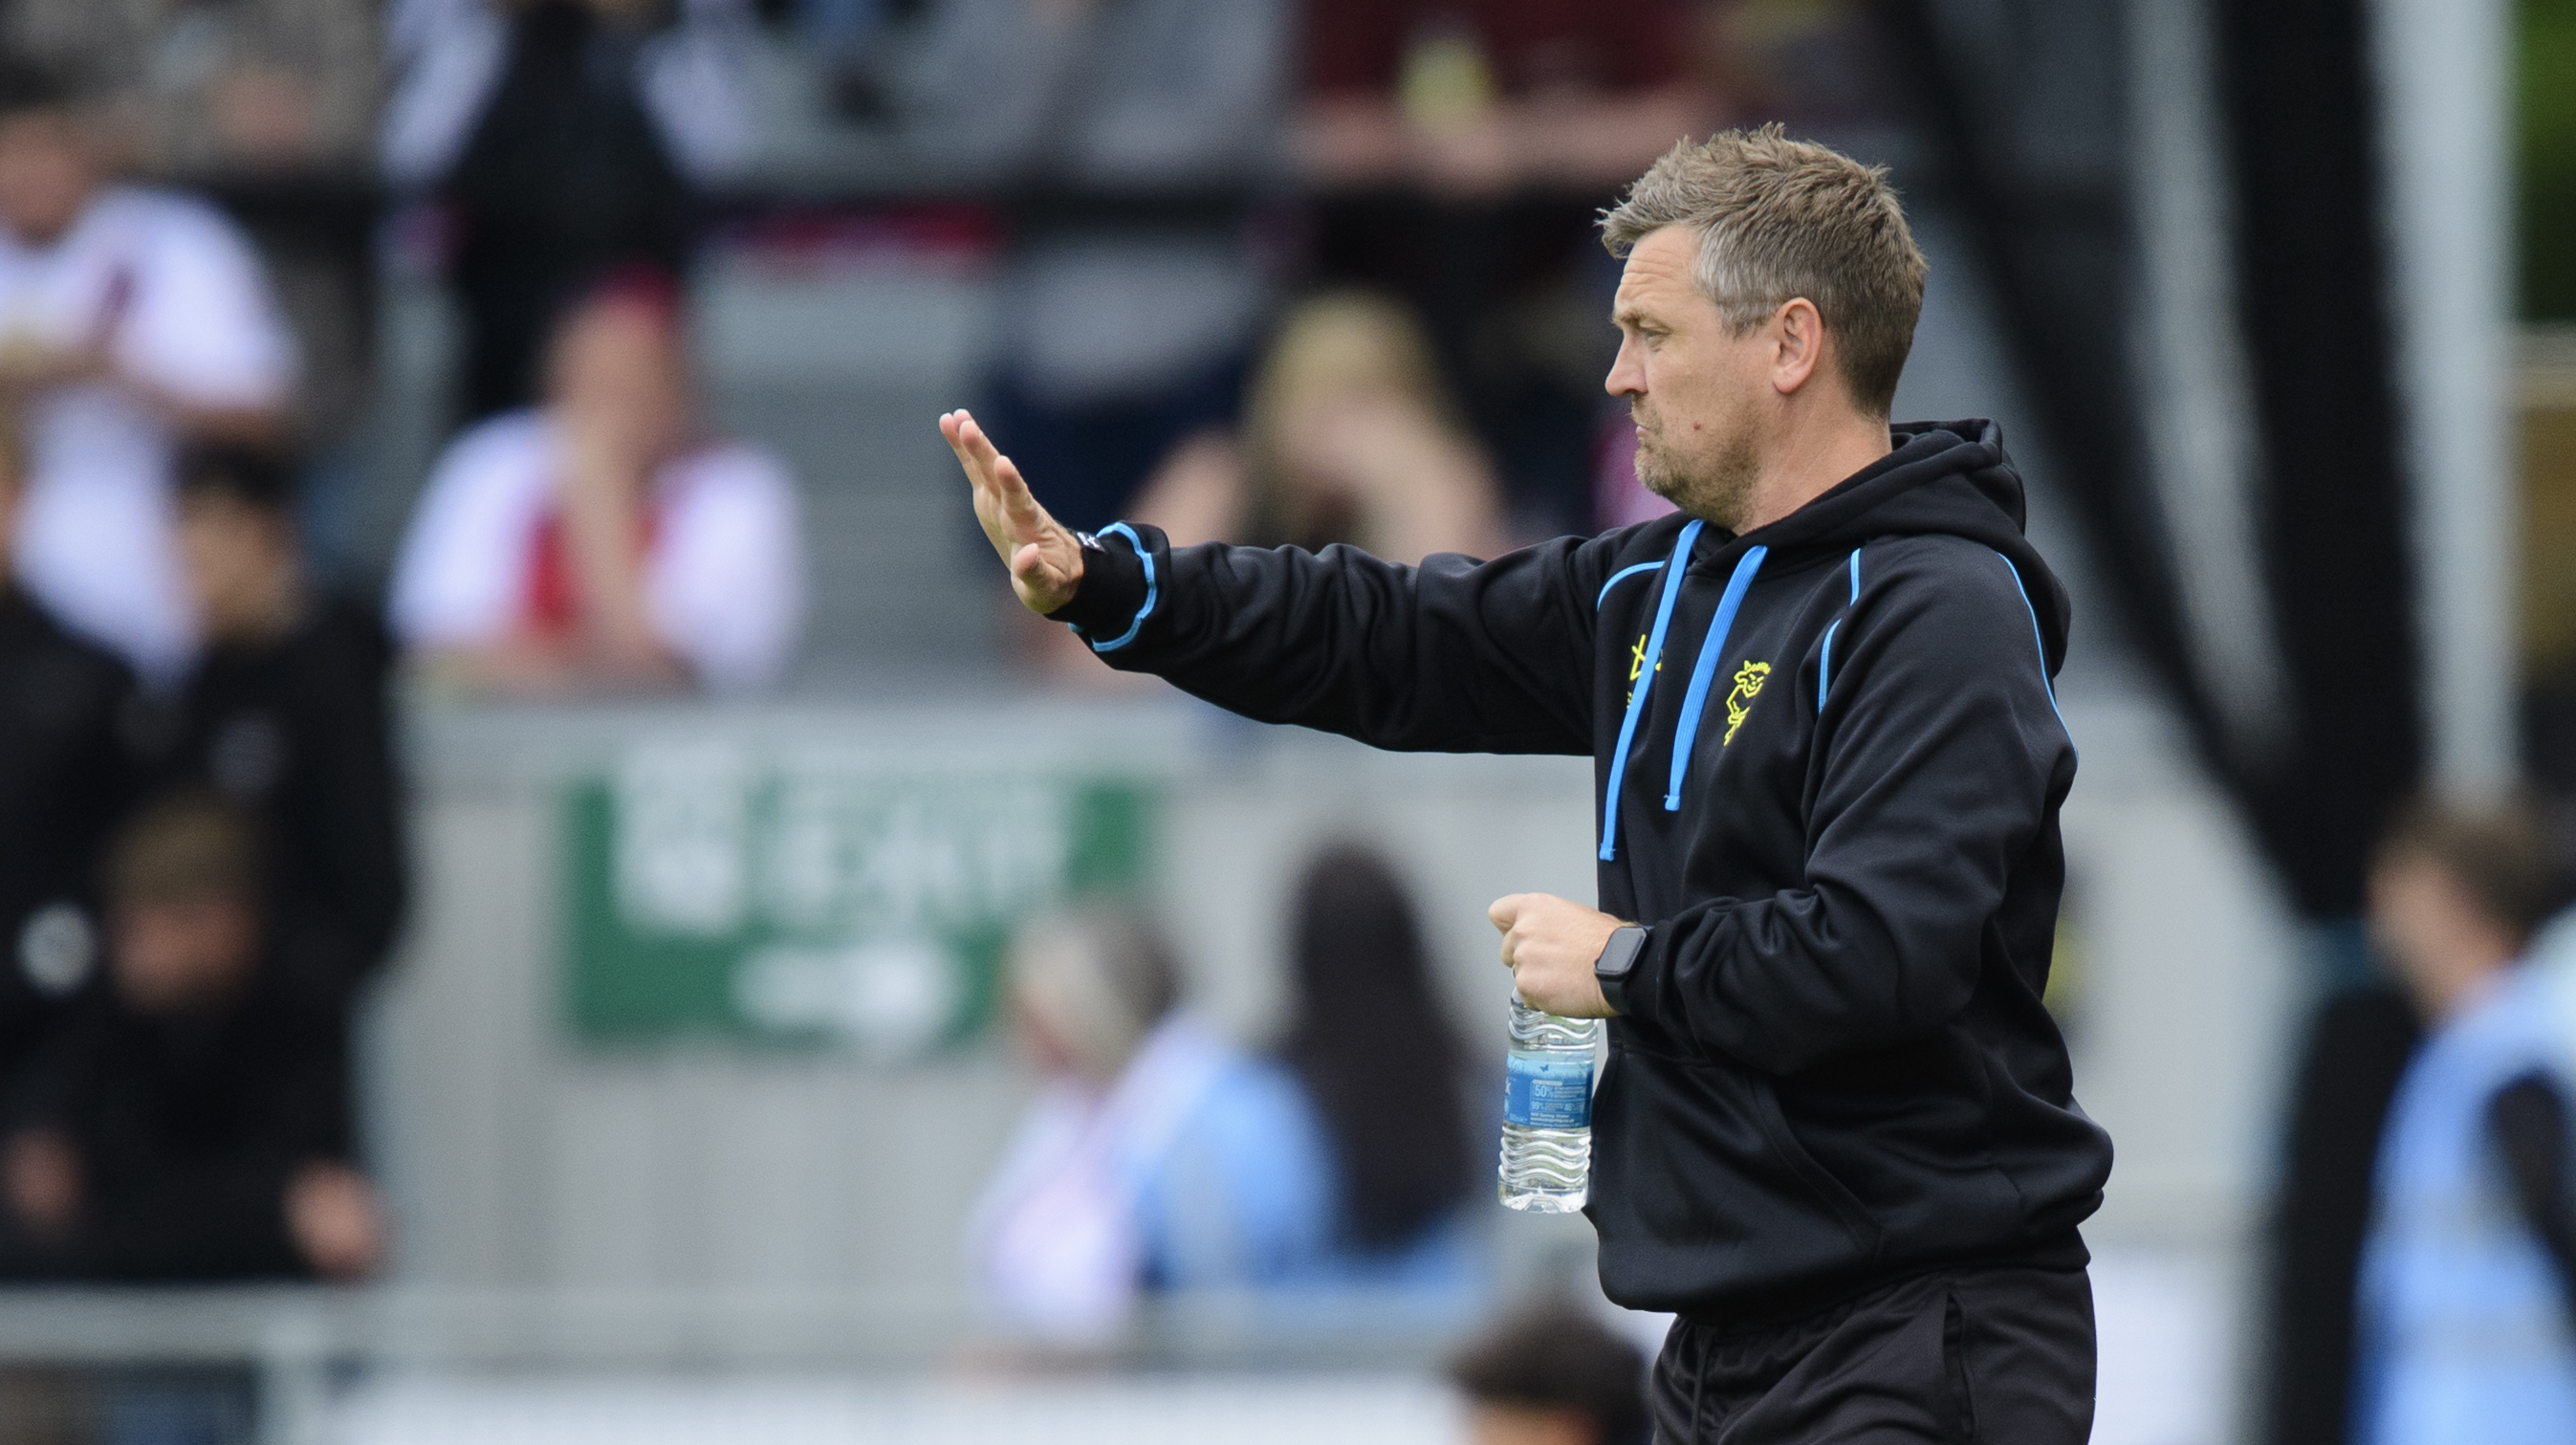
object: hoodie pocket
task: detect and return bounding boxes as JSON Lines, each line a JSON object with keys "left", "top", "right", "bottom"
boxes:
{"left": 1751, "top": 1074, "right": 1885, "bottom": 1263}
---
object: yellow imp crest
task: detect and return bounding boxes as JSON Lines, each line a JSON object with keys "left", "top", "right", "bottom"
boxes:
{"left": 1722, "top": 661, "right": 1772, "bottom": 745}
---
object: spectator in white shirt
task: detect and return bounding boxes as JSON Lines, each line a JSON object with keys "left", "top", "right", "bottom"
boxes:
{"left": 389, "top": 270, "right": 803, "bottom": 695}
{"left": 0, "top": 61, "right": 296, "bottom": 684}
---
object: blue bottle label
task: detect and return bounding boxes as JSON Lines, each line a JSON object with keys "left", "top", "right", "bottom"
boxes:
{"left": 1505, "top": 1052, "right": 1594, "bottom": 1128}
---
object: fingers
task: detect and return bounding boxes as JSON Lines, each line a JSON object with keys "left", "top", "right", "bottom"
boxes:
{"left": 1488, "top": 894, "right": 1522, "bottom": 932}
{"left": 942, "top": 410, "right": 1052, "bottom": 543}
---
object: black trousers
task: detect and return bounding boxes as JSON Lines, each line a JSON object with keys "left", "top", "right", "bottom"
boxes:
{"left": 1650, "top": 1265, "right": 2096, "bottom": 1444}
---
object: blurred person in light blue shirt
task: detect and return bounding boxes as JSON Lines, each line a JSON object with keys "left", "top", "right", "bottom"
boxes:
{"left": 2356, "top": 795, "right": 2576, "bottom": 1445}
{"left": 969, "top": 904, "right": 1329, "bottom": 1339}
{"left": 969, "top": 854, "right": 1483, "bottom": 1340}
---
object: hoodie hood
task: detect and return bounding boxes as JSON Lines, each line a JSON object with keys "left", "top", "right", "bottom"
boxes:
{"left": 1718, "top": 419, "right": 2070, "bottom": 674}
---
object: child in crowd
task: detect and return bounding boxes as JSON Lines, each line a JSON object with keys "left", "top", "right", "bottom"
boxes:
{"left": 170, "top": 440, "right": 404, "bottom": 1017}
{"left": 0, "top": 793, "right": 381, "bottom": 1281}
{"left": 1447, "top": 1298, "right": 1651, "bottom": 1445}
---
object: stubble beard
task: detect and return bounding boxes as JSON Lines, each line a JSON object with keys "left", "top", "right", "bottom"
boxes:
{"left": 1633, "top": 407, "right": 1760, "bottom": 535}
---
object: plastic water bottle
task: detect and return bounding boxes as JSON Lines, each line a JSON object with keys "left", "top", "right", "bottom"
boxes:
{"left": 1498, "top": 995, "right": 1601, "bottom": 1212}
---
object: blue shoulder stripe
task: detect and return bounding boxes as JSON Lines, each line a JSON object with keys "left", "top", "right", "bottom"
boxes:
{"left": 1597, "top": 559, "right": 1665, "bottom": 609}
{"left": 1995, "top": 550, "right": 2071, "bottom": 746}
{"left": 1817, "top": 547, "right": 1862, "bottom": 710}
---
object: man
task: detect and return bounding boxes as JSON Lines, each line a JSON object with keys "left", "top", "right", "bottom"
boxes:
{"left": 170, "top": 441, "right": 405, "bottom": 1018}
{"left": 2354, "top": 797, "right": 2576, "bottom": 1443}
{"left": 943, "top": 125, "right": 2109, "bottom": 1439}
{"left": 0, "top": 58, "right": 296, "bottom": 683}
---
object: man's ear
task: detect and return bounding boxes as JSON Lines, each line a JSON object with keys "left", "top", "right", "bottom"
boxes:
{"left": 1770, "top": 297, "right": 1827, "bottom": 397}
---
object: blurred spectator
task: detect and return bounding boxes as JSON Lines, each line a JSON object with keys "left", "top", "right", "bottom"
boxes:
{"left": 0, "top": 792, "right": 382, "bottom": 1281}
{"left": 1296, "top": 0, "right": 1704, "bottom": 196}
{"left": 0, "top": 422, "right": 146, "bottom": 1102}
{"left": 1271, "top": 843, "right": 1477, "bottom": 1284}
{"left": 388, "top": 271, "right": 805, "bottom": 695}
{"left": 0, "top": 0, "right": 380, "bottom": 179}
{"left": 1131, "top": 291, "right": 1502, "bottom": 562}
{"left": 0, "top": 59, "right": 296, "bottom": 684}
{"left": 1447, "top": 1297, "right": 1650, "bottom": 1445}
{"left": 2261, "top": 967, "right": 2423, "bottom": 1445}
{"left": 0, "top": 1, "right": 389, "bottom": 584}
{"left": 969, "top": 905, "right": 1330, "bottom": 1339}
{"left": 382, "top": 0, "right": 756, "bottom": 419}
{"left": 170, "top": 441, "right": 404, "bottom": 1016}
{"left": 944, "top": 0, "right": 1290, "bottom": 536}
{"left": 2354, "top": 796, "right": 2576, "bottom": 1444}
{"left": 1294, "top": 0, "right": 1712, "bottom": 538}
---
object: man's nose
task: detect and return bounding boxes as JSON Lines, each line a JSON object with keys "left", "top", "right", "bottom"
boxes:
{"left": 1605, "top": 339, "right": 1644, "bottom": 398}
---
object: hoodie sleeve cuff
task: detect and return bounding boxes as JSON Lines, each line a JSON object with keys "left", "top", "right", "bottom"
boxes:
{"left": 1611, "top": 921, "right": 1670, "bottom": 1027}
{"left": 1045, "top": 524, "right": 1156, "bottom": 651}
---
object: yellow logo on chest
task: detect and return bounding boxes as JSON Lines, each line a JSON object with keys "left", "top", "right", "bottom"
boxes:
{"left": 1626, "top": 633, "right": 1660, "bottom": 703}
{"left": 1722, "top": 661, "right": 1771, "bottom": 745}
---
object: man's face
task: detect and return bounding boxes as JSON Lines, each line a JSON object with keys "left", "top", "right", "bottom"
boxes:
{"left": 111, "top": 893, "right": 261, "bottom": 1013}
{"left": 1605, "top": 226, "right": 1779, "bottom": 532}
{"left": 0, "top": 111, "right": 98, "bottom": 247}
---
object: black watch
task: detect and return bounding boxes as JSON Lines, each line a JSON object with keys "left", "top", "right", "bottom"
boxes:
{"left": 1594, "top": 924, "right": 1648, "bottom": 1016}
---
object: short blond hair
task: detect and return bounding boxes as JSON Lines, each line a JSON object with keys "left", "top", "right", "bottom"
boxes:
{"left": 1601, "top": 125, "right": 1928, "bottom": 417}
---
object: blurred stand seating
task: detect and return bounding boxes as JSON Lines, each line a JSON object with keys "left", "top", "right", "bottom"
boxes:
{"left": 0, "top": 60, "right": 295, "bottom": 687}
{"left": 1292, "top": 0, "right": 1715, "bottom": 541}
{"left": 953, "top": 0, "right": 1288, "bottom": 552}
{"left": 0, "top": 793, "right": 382, "bottom": 1282}
{"left": 388, "top": 269, "right": 805, "bottom": 696}
{"left": 1447, "top": 1296, "right": 1651, "bottom": 1445}
{"left": 167, "top": 441, "right": 405, "bottom": 1023}
{"left": 382, "top": 0, "right": 756, "bottom": 423}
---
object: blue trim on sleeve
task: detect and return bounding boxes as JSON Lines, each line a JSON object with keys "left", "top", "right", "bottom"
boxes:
{"left": 1084, "top": 522, "right": 1157, "bottom": 652}
{"left": 1596, "top": 560, "right": 1666, "bottom": 609}
{"left": 1601, "top": 521, "right": 1701, "bottom": 862}
{"left": 1663, "top": 546, "right": 1768, "bottom": 811}
{"left": 1996, "top": 550, "right": 2072, "bottom": 747}
{"left": 1817, "top": 547, "right": 1862, "bottom": 710}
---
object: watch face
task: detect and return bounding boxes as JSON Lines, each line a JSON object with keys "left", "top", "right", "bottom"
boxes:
{"left": 1599, "top": 925, "right": 1646, "bottom": 977}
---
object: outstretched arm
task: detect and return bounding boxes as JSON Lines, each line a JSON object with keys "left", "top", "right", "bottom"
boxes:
{"left": 939, "top": 408, "right": 1605, "bottom": 755}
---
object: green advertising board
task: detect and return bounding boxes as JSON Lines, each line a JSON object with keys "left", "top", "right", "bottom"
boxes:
{"left": 563, "top": 742, "right": 1154, "bottom": 1058}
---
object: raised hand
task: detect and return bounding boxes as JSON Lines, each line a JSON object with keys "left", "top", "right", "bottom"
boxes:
{"left": 941, "top": 409, "right": 1084, "bottom": 615}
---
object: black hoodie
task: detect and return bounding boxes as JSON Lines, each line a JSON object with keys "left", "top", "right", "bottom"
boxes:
{"left": 1053, "top": 420, "right": 2113, "bottom": 1322}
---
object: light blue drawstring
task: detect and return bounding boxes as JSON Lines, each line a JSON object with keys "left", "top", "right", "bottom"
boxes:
{"left": 1599, "top": 521, "right": 1701, "bottom": 862}
{"left": 1664, "top": 546, "right": 1768, "bottom": 809}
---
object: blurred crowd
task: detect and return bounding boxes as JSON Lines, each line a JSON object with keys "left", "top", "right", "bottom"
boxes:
{"left": 0, "top": 8, "right": 2559, "bottom": 1445}
{"left": 0, "top": 0, "right": 1882, "bottom": 1290}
